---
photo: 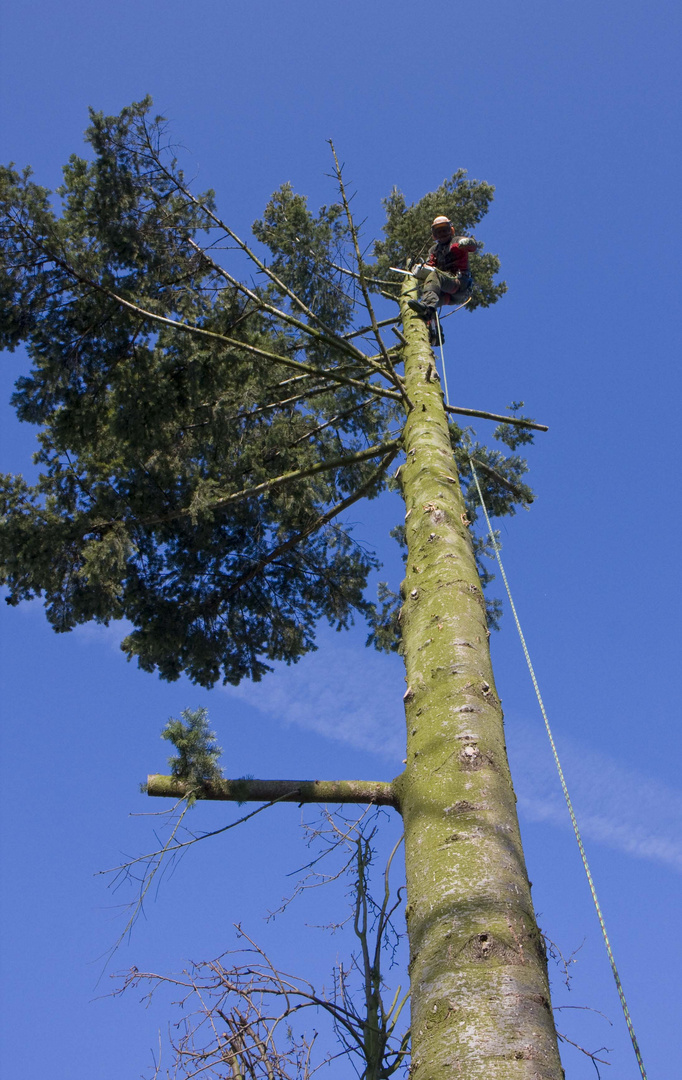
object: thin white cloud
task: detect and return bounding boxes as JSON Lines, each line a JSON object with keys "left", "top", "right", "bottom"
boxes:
{"left": 225, "top": 639, "right": 682, "bottom": 872}
{"left": 507, "top": 718, "right": 682, "bottom": 873}
{"left": 72, "top": 618, "right": 133, "bottom": 650}
{"left": 224, "top": 633, "right": 405, "bottom": 762}
{"left": 41, "top": 598, "right": 680, "bottom": 873}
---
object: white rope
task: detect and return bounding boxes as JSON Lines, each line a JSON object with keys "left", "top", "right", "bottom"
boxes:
{"left": 468, "top": 464, "right": 649, "bottom": 1080}
{"left": 431, "top": 310, "right": 649, "bottom": 1079}
{"left": 434, "top": 309, "right": 449, "bottom": 406}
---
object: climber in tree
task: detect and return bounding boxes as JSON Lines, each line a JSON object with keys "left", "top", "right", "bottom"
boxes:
{"left": 407, "top": 216, "right": 478, "bottom": 318}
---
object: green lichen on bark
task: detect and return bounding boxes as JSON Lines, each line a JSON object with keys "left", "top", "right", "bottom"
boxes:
{"left": 395, "top": 277, "right": 564, "bottom": 1080}
{"left": 146, "top": 774, "right": 397, "bottom": 806}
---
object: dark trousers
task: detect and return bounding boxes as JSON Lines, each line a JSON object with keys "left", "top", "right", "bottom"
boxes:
{"left": 421, "top": 268, "right": 467, "bottom": 308}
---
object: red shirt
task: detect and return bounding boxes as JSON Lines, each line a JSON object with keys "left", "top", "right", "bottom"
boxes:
{"left": 427, "top": 236, "right": 477, "bottom": 274}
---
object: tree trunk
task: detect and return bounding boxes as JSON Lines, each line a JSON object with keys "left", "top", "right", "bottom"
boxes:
{"left": 394, "top": 279, "right": 564, "bottom": 1080}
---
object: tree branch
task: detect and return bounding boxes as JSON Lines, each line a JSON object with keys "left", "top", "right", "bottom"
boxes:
{"left": 469, "top": 455, "right": 533, "bottom": 503}
{"left": 138, "top": 129, "right": 372, "bottom": 359}
{"left": 445, "top": 403, "right": 548, "bottom": 431}
{"left": 343, "top": 316, "right": 400, "bottom": 341}
{"left": 8, "top": 213, "right": 401, "bottom": 404}
{"left": 185, "top": 235, "right": 395, "bottom": 378}
{"left": 108, "top": 437, "right": 400, "bottom": 531}
{"left": 193, "top": 437, "right": 402, "bottom": 515}
{"left": 146, "top": 776, "right": 399, "bottom": 807}
{"left": 214, "top": 445, "right": 399, "bottom": 601}
{"left": 328, "top": 142, "right": 409, "bottom": 405}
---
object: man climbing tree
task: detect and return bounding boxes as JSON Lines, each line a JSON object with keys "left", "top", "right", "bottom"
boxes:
{"left": 408, "top": 214, "right": 478, "bottom": 317}
{"left": 0, "top": 99, "right": 565, "bottom": 1079}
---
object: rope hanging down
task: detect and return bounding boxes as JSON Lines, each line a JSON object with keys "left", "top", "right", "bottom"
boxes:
{"left": 469, "top": 462, "right": 648, "bottom": 1080}
{"left": 431, "top": 308, "right": 649, "bottom": 1080}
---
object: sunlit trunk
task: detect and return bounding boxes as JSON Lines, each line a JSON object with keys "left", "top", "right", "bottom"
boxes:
{"left": 395, "top": 278, "right": 564, "bottom": 1080}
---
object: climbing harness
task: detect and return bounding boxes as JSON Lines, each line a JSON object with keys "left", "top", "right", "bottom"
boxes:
{"left": 435, "top": 332, "right": 649, "bottom": 1080}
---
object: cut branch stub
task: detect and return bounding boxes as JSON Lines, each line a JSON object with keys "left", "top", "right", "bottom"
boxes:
{"left": 146, "top": 775, "right": 399, "bottom": 807}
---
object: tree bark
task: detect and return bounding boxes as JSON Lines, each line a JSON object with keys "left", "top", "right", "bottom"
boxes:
{"left": 394, "top": 277, "right": 564, "bottom": 1079}
{"left": 146, "top": 775, "right": 397, "bottom": 806}
{"left": 144, "top": 282, "right": 565, "bottom": 1079}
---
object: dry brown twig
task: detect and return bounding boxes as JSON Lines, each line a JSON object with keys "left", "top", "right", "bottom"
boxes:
{"left": 114, "top": 808, "right": 410, "bottom": 1080}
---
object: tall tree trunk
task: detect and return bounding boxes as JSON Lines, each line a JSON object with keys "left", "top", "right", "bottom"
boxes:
{"left": 395, "top": 280, "right": 564, "bottom": 1080}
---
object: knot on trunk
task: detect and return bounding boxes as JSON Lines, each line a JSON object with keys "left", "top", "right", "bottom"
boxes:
{"left": 459, "top": 744, "right": 493, "bottom": 771}
{"left": 461, "top": 931, "right": 520, "bottom": 965}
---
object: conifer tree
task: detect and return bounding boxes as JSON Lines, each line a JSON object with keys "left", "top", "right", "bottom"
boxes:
{"left": 1, "top": 99, "right": 564, "bottom": 1078}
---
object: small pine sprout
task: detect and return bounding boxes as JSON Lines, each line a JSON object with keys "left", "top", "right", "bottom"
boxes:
{"left": 161, "top": 707, "right": 224, "bottom": 804}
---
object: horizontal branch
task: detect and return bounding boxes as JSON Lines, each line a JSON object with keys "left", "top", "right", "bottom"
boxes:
{"left": 218, "top": 444, "right": 399, "bottom": 600}
{"left": 343, "top": 316, "right": 400, "bottom": 340}
{"left": 445, "top": 404, "right": 548, "bottom": 431}
{"left": 206, "top": 437, "right": 402, "bottom": 510}
{"left": 146, "top": 775, "right": 398, "bottom": 807}
{"left": 121, "top": 438, "right": 401, "bottom": 529}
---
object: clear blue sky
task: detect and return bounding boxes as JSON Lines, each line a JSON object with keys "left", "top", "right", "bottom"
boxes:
{"left": 1, "top": 2, "right": 680, "bottom": 1076}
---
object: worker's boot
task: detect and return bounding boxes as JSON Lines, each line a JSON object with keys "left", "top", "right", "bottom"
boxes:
{"left": 407, "top": 298, "right": 434, "bottom": 318}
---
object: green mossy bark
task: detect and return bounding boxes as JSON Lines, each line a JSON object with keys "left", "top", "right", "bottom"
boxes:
{"left": 395, "top": 278, "right": 564, "bottom": 1080}
{"left": 146, "top": 775, "right": 397, "bottom": 805}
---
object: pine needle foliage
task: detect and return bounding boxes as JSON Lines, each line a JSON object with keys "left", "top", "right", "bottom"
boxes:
{"left": 0, "top": 97, "right": 525, "bottom": 688}
{"left": 161, "top": 706, "right": 223, "bottom": 801}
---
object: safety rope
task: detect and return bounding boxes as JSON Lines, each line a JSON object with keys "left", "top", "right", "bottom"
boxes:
{"left": 431, "top": 314, "right": 649, "bottom": 1080}
{"left": 434, "top": 309, "right": 450, "bottom": 407}
{"left": 469, "top": 462, "right": 648, "bottom": 1080}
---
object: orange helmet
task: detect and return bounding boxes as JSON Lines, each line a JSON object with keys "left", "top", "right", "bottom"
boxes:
{"left": 431, "top": 216, "right": 454, "bottom": 242}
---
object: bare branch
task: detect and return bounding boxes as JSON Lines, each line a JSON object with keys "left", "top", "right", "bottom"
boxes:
{"left": 97, "top": 797, "right": 192, "bottom": 973}
{"left": 445, "top": 403, "right": 548, "bottom": 431}
{"left": 113, "top": 808, "right": 409, "bottom": 1077}
{"left": 343, "top": 316, "right": 400, "bottom": 341}
{"left": 391, "top": 326, "right": 408, "bottom": 346}
{"left": 328, "top": 142, "right": 409, "bottom": 406}
{"left": 323, "top": 259, "right": 399, "bottom": 289}
{"left": 556, "top": 1032, "right": 612, "bottom": 1076}
{"left": 146, "top": 776, "right": 398, "bottom": 807}
{"left": 100, "top": 793, "right": 298, "bottom": 876}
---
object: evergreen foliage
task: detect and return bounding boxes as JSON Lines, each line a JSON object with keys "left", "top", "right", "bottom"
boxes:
{"left": 161, "top": 706, "right": 223, "bottom": 800}
{"left": 1, "top": 98, "right": 525, "bottom": 687}
{"left": 252, "top": 183, "right": 354, "bottom": 335}
{"left": 1, "top": 101, "right": 565, "bottom": 1078}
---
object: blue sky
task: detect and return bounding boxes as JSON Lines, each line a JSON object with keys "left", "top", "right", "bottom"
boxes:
{"left": 1, "top": 2, "right": 680, "bottom": 1076}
